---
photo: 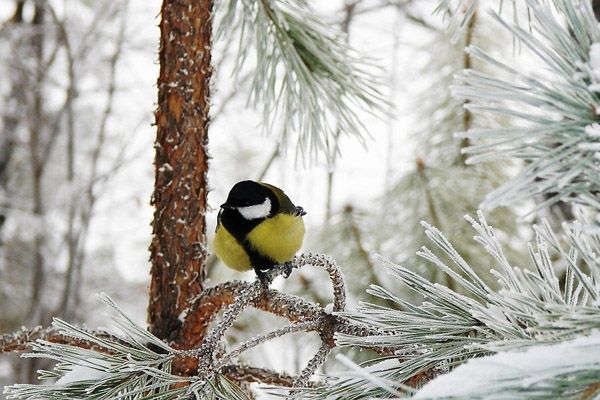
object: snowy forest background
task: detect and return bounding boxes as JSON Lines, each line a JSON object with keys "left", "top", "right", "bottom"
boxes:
{"left": 0, "top": 0, "right": 599, "bottom": 399}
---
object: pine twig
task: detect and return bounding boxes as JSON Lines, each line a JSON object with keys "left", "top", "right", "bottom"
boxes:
{"left": 190, "top": 255, "right": 346, "bottom": 377}
{"left": 294, "top": 343, "right": 331, "bottom": 387}
{"left": 218, "top": 321, "right": 320, "bottom": 368}
{"left": 221, "top": 364, "right": 323, "bottom": 388}
{"left": 0, "top": 326, "right": 124, "bottom": 354}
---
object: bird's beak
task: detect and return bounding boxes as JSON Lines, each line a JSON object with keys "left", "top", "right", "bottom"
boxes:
{"left": 220, "top": 203, "right": 233, "bottom": 210}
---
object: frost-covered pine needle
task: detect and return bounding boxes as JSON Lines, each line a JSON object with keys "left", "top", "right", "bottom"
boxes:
{"left": 216, "top": 0, "right": 387, "bottom": 163}
{"left": 453, "top": 0, "right": 600, "bottom": 217}
{"left": 3, "top": 294, "right": 246, "bottom": 400}
{"left": 435, "top": 0, "right": 537, "bottom": 42}
{"left": 290, "top": 211, "right": 600, "bottom": 399}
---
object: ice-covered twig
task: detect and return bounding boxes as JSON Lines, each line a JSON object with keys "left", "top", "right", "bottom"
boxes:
{"left": 293, "top": 343, "right": 332, "bottom": 388}
{"left": 0, "top": 325, "right": 124, "bottom": 354}
{"left": 185, "top": 254, "right": 348, "bottom": 384}
{"left": 294, "top": 253, "right": 346, "bottom": 312}
{"left": 217, "top": 321, "right": 320, "bottom": 369}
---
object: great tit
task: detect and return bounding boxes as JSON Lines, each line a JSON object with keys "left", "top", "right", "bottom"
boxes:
{"left": 213, "top": 180, "right": 306, "bottom": 284}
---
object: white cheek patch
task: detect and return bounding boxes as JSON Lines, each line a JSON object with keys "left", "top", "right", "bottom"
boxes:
{"left": 238, "top": 198, "right": 271, "bottom": 220}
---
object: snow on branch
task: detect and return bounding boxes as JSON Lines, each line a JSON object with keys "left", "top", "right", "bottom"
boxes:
{"left": 415, "top": 332, "right": 600, "bottom": 399}
{"left": 0, "top": 326, "right": 124, "bottom": 355}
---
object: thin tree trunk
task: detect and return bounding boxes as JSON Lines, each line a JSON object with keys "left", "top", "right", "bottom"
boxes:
{"left": 148, "top": 0, "right": 212, "bottom": 357}
{"left": 28, "top": 0, "right": 46, "bottom": 324}
{"left": 324, "top": 1, "right": 356, "bottom": 223}
{"left": 0, "top": 3, "right": 27, "bottom": 237}
{"left": 58, "top": 20, "right": 77, "bottom": 320}
{"left": 24, "top": 0, "right": 47, "bottom": 385}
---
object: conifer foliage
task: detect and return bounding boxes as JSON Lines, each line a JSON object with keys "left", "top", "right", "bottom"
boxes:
{"left": 2, "top": 0, "right": 600, "bottom": 399}
{"left": 293, "top": 1, "right": 600, "bottom": 398}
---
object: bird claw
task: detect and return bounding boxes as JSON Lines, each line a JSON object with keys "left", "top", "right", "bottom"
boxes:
{"left": 283, "top": 262, "right": 294, "bottom": 278}
{"left": 255, "top": 262, "right": 293, "bottom": 288}
{"left": 256, "top": 269, "right": 271, "bottom": 288}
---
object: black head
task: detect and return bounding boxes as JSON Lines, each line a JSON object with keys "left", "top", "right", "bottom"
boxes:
{"left": 221, "top": 180, "right": 278, "bottom": 220}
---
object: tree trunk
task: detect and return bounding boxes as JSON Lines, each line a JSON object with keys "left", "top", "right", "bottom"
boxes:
{"left": 148, "top": 0, "right": 212, "bottom": 354}
{"left": 28, "top": 0, "right": 47, "bottom": 324}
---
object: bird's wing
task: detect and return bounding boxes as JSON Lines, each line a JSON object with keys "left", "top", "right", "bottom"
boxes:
{"left": 257, "top": 182, "right": 300, "bottom": 215}
{"left": 215, "top": 208, "right": 223, "bottom": 232}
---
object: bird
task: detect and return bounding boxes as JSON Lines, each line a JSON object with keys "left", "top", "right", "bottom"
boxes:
{"left": 213, "top": 180, "right": 306, "bottom": 285}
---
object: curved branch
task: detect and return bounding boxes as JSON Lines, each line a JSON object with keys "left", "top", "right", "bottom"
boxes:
{"left": 221, "top": 364, "right": 323, "bottom": 388}
{"left": 294, "top": 342, "right": 331, "bottom": 387}
{"left": 183, "top": 254, "right": 346, "bottom": 342}
{"left": 218, "top": 321, "right": 320, "bottom": 368}
{"left": 183, "top": 281, "right": 387, "bottom": 351}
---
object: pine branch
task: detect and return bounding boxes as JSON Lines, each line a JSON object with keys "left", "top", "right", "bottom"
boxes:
{"left": 186, "top": 254, "right": 350, "bottom": 384}
{"left": 218, "top": 321, "right": 320, "bottom": 368}
{"left": 292, "top": 212, "right": 600, "bottom": 398}
{"left": 3, "top": 255, "right": 391, "bottom": 398}
{"left": 221, "top": 364, "right": 323, "bottom": 388}
{"left": 216, "top": 0, "right": 387, "bottom": 162}
{"left": 0, "top": 326, "right": 124, "bottom": 355}
{"left": 454, "top": 1, "right": 600, "bottom": 217}
{"left": 295, "top": 343, "right": 331, "bottom": 387}
{"left": 182, "top": 254, "right": 350, "bottom": 343}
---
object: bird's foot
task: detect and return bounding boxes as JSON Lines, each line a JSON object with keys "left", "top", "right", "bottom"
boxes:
{"left": 283, "top": 261, "right": 294, "bottom": 278}
{"left": 256, "top": 269, "right": 271, "bottom": 289}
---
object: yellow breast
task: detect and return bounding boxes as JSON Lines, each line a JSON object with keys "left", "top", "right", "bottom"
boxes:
{"left": 212, "top": 213, "right": 305, "bottom": 272}
{"left": 246, "top": 213, "right": 305, "bottom": 264}
{"left": 213, "top": 224, "right": 252, "bottom": 271}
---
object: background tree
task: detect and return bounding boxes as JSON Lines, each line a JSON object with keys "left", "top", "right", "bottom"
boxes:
{"left": 0, "top": 0, "right": 154, "bottom": 388}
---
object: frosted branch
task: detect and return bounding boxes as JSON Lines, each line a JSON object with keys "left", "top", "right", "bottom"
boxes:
{"left": 218, "top": 321, "right": 320, "bottom": 369}
{"left": 216, "top": 0, "right": 387, "bottom": 162}
{"left": 294, "top": 342, "right": 332, "bottom": 388}
{"left": 221, "top": 364, "right": 323, "bottom": 388}
{"left": 0, "top": 326, "right": 123, "bottom": 354}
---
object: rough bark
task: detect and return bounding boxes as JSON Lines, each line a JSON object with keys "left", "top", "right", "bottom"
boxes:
{"left": 148, "top": 0, "right": 212, "bottom": 348}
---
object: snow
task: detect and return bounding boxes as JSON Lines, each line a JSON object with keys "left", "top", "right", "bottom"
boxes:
{"left": 56, "top": 360, "right": 112, "bottom": 385}
{"left": 589, "top": 43, "right": 600, "bottom": 84}
{"left": 0, "top": 359, "right": 10, "bottom": 379}
{"left": 178, "top": 308, "right": 189, "bottom": 323}
{"left": 590, "top": 43, "right": 600, "bottom": 69}
{"left": 582, "top": 124, "right": 600, "bottom": 156}
{"left": 585, "top": 123, "right": 600, "bottom": 137}
{"left": 414, "top": 332, "right": 600, "bottom": 398}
